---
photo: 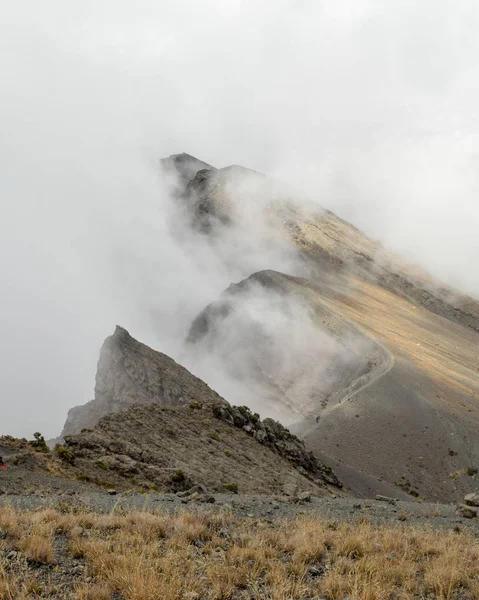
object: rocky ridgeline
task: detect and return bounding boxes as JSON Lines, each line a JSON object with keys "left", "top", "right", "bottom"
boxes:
{"left": 210, "top": 403, "right": 341, "bottom": 488}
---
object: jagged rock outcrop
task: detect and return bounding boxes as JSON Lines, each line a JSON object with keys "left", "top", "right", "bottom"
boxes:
{"left": 60, "top": 326, "right": 227, "bottom": 438}
{"left": 210, "top": 403, "right": 341, "bottom": 487}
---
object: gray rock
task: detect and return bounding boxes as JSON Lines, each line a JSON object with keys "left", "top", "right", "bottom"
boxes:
{"left": 283, "top": 483, "right": 299, "bottom": 497}
{"left": 457, "top": 504, "right": 477, "bottom": 519}
{"left": 255, "top": 429, "right": 267, "bottom": 443}
{"left": 464, "top": 493, "right": 479, "bottom": 507}
{"left": 376, "top": 494, "right": 398, "bottom": 505}
{"left": 177, "top": 484, "right": 207, "bottom": 498}
{"left": 297, "top": 491, "right": 312, "bottom": 503}
{"left": 197, "top": 494, "right": 216, "bottom": 504}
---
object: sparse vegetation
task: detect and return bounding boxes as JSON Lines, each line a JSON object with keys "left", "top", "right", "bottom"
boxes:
{"left": 28, "top": 432, "right": 49, "bottom": 453}
{"left": 189, "top": 401, "right": 201, "bottom": 409}
{"left": 54, "top": 444, "right": 75, "bottom": 465}
{"left": 223, "top": 482, "right": 238, "bottom": 493}
{"left": 395, "top": 477, "right": 421, "bottom": 497}
{"left": 75, "top": 474, "right": 91, "bottom": 483}
{"left": 170, "top": 469, "right": 186, "bottom": 483}
{"left": 1, "top": 506, "right": 479, "bottom": 599}
{"left": 467, "top": 466, "right": 478, "bottom": 476}
{"left": 94, "top": 459, "right": 108, "bottom": 470}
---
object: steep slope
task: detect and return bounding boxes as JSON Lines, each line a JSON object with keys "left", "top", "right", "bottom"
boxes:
{"left": 302, "top": 275, "right": 479, "bottom": 502}
{"left": 60, "top": 326, "right": 227, "bottom": 438}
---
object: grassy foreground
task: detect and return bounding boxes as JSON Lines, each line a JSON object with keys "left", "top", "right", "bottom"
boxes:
{"left": 0, "top": 505, "right": 478, "bottom": 600}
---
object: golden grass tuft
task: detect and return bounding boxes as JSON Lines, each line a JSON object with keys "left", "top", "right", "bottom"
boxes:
{"left": 0, "top": 506, "right": 478, "bottom": 599}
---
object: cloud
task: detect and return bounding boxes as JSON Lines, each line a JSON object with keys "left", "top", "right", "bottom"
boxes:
{"left": 1, "top": 0, "right": 478, "bottom": 436}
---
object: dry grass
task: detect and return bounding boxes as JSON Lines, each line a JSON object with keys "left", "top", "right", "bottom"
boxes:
{"left": 0, "top": 506, "right": 479, "bottom": 599}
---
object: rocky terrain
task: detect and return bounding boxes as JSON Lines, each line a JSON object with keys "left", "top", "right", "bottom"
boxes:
{"left": 61, "top": 399, "right": 340, "bottom": 496}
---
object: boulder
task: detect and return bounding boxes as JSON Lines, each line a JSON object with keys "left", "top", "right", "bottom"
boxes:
{"left": 297, "top": 491, "right": 312, "bottom": 503}
{"left": 464, "top": 492, "right": 479, "bottom": 507}
{"left": 282, "top": 483, "right": 299, "bottom": 497}
{"left": 376, "top": 494, "right": 398, "bottom": 505}
{"left": 457, "top": 504, "right": 477, "bottom": 519}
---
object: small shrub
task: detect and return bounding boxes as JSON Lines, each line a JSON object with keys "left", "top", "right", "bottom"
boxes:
{"left": 224, "top": 450, "right": 231, "bottom": 457}
{"left": 223, "top": 482, "right": 238, "bottom": 494}
{"left": 189, "top": 401, "right": 201, "bottom": 409}
{"left": 96, "top": 481, "right": 116, "bottom": 489}
{"left": 170, "top": 470, "right": 186, "bottom": 483}
{"left": 209, "top": 432, "right": 220, "bottom": 441}
{"left": 95, "top": 460, "right": 108, "bottom": 470}
{"left": 166, "top": 428, "right": 175, "bottom": 436}
{"left": 467, "top": 466, "right": 478, "bottom": 476}
{"left": 28, "top": 432, "right": 49, "bottom": 453}
{"left": 76, "top": 474, "right": 91, "bottom": 483}
{"left": 55, "top": 445, "right": 75, "bottom": 465}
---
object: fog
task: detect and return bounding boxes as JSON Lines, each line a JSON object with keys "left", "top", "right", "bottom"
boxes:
{"left": 1, "top": 1, "right": 478, "bottom": 437}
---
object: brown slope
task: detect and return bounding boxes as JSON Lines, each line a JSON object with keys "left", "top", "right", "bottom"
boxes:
{"left": 301, "top": 275, "right": 479, "bottom": 502}
{"left": 61, "top": 401, "right": 340, "bottom": 495}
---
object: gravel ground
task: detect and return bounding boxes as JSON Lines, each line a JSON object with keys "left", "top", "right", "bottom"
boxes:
{"left": 1, "top": 491, "right": 477, "bottom": 533}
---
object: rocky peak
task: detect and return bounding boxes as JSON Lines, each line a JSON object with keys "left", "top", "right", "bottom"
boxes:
{"left": 60, "top": 326, "right": 227, "bottom": 438}
{"left": 160, "top": 152, "right": 212, "bottom": 187}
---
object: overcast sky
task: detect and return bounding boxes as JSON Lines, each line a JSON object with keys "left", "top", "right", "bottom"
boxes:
{"left": 1, "top": 1, "right": 478, "bottom": 437}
